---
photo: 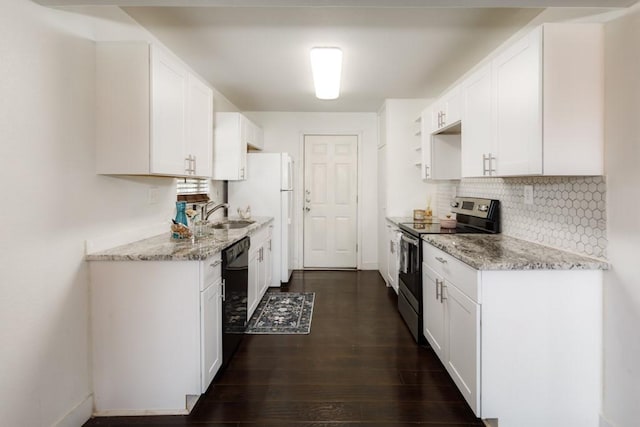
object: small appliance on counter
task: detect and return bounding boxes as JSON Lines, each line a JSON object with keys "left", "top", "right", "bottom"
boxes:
{"left": 397, "top": 197, "right": 500, "bottom": 343}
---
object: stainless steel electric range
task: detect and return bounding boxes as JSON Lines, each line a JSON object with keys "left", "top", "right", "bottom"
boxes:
{"left": 397, "top": 197, "right": 500, "bottom": 343}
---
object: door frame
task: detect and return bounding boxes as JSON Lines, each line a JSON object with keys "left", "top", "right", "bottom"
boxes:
{"left": 298, "top": 131, "right": 363, "bottom": 270}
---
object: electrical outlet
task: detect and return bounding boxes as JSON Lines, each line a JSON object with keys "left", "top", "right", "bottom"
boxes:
{"left": 524, "top": 185, "right": 534, "bottom": 205}
{"left": 148, "top": 187, "right": 159, "bottom": 205}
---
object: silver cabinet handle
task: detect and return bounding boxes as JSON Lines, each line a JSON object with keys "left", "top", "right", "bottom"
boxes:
{"left": 435, "top": 256, "right": 447, "bottom": 264}
{"left": 390, "top": 241, "right": 394, "bottom": 254}
{"left": 210, "top": 260, "right": 222, "bottom": 268}
{"left": 424, "top": 164, "right": 429, "bottom": 179}
{"left": 483, "top": 153, "right": 496, "bottom": 176}
{"left": 192, "top": 155, "right": 196, "bottom": 175}
{"left": 435, "top": 278, "right": 441, "bottom": 301}
{"left": 221, "top": 279, "right": 225, "bottom": 301}
{"left": 240, "top": 167, "right": 245, "bottom": 179}
{"left": 440, "top": 282, "right": 447, "bottom": 303}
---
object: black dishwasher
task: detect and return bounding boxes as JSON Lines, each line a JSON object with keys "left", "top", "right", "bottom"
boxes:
{"left": 221, "top": 236, "right": 249, "bottom": 367}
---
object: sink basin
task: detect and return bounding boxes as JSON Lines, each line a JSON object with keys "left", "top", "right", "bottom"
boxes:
{"left": 211, "top": 220, "right": 255, "bottom": 230}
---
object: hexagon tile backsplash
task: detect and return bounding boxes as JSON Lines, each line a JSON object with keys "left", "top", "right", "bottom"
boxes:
{"left": 436, "top": 176, "right": 607, "bottom": 259}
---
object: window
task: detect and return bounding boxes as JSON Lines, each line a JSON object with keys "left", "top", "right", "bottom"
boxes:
{"left": 176, "top": 178, "right": 210, "bottom": 203}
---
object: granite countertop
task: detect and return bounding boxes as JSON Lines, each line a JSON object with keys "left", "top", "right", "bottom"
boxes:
{"left": 86, "top": 217, "right": 274, "bottom": 262}
{"left": 422, "top": 234, "right": 609, "bottom": 271}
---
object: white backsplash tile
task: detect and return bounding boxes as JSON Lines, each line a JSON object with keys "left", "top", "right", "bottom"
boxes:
{"left": 436, "top": 176, "right": 607, "bottom": 259}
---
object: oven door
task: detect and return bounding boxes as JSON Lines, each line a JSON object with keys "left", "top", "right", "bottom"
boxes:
{"left": 398, "top": 232, "right": 421, "bottom": 306}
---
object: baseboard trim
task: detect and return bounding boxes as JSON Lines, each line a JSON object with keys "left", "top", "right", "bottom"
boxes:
{"left": 53, "top": 394, "right": 93, "bottom": 427}
{"left": 359, "top": 261, "right": 378, "bottom": 270}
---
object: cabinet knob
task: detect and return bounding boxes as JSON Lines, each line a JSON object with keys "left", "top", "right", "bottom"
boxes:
{"left": 435, "top": 256, "right": 447, "bottom": 264}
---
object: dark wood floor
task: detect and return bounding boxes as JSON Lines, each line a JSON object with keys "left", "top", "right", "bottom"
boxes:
{"left": 84, "top": 270, "right": 483, "bottom": 426}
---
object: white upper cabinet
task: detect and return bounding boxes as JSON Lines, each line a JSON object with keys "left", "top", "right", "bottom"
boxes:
{"left": 461, "top": 63, "right": 494, "bottom": 178}
{"left": 187, "top": 74, "right": 214, "bottom": 178}
{"left": 150, "top": 46, "right": 188, "bottom": 176}
{"left": 493, "top": 26, "right": 543, "bottom": 176}
{"left": 430, "top": 86, "right": 461, "bottom": 134}
{"left": 213, "top": 112, "right": 263, "bottom": 180}
{"left": 96, "top": 42, "right": 213, "bottom": 178}
{"left": 457, "top": 23, "right": 603, "bottom": 178}
{"left": 492, "top": 24, "right": 603, "bottom": 177}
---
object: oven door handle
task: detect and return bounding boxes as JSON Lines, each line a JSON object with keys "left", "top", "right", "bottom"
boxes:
{"left": 401, "top": 234, "right": 420, "bottom": 247}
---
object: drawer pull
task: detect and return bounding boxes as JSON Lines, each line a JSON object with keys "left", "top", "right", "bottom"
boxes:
{"left": 210, "top": 260, "right": 222, "bottom": 268}
{"left": 435, "top": 278, "right": 441, "bottom": 301}
{"left": 435, "top": 256, "right": 448, "bottom": 264}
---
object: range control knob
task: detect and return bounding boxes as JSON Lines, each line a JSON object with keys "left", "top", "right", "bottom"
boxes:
{"left": 450, "top": 201, "right": 459, "bottom": 208}
{"left": 478, "top": 204, "right": 489, "bottom": 212}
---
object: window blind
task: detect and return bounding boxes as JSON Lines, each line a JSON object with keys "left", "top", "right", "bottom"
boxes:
{"left": 176, "top": 178, "right": 210, "bottom": 203}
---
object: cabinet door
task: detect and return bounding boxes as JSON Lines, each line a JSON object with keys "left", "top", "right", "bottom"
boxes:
{"left": 443, "top": 86, "right": 461, "bottom": 126}
{"left": 187, "top": 74, "right": 213, "bottom": 178}
{"left": 386, "top": 228, "right": 398, "bottom": 290}
{"left": 212, "top": 112, "right": 246, "bottom": 181}
{"left": 258, "top": 247, "right": 267, "bottom": 298}
{"left": 494, "top": 26, "right": 543, "bottom": 176}
{"left": 200, "top": 278, "right": 222, "bottom": 393}
{"left": 461, "top": 63, "right": 494, "bottom": 178}
{"left": 423, "top": 264, "right": 446, "bottom": 361}
{"left": 247, "top": 250, "right": 259, "bottom": 319}
{"left": 150, "top": 46, "right": 188, "bottom": 176}
{"left": 264, "top": 239, "right": 272, "bottom": 291}
{"left": 445, "top": 282, "right": 480, "bottom": 416}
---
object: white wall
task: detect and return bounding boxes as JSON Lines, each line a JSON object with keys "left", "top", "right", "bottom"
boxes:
{"left": 0, "top": 2, "right": 234, "bottom": 426}
{"left": 245, "top": 112, "right": 378, "bottom": 270}
{"left": 601, "top": 4, "right": 640, "bottom": 426}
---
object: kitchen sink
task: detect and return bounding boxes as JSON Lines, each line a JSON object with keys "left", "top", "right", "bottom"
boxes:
{"left": 211, "top": 220, "right": 255, "bottom": 230}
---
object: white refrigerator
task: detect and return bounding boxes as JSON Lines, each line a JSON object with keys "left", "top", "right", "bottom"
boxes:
{"left": 229, "top": 152, "right": 294, "bottom": 285}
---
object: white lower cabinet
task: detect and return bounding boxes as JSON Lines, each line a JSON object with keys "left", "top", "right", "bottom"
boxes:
{"left": 247, "top": 225, "right": 273, "bottom": 319}
{"left": 422, "top": 241, "right": 602, "bottom": 427}
{"left": 89, "top": 254, "right": 223, "bottom": 416}
{"left": 386, "top": 223, "right": 400, "bottom": 292}
{"left": 422, "top": 256, "right": 480, "bottom": 414}
{"left": 200, "top": 275, "right": 222, "bottom": 393}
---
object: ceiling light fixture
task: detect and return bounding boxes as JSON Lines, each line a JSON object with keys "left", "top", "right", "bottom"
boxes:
{"left": 310, "top": 47, "right": 342, "bottom": 100}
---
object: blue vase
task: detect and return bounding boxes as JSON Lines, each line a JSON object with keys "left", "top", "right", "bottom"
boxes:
{"left": 173, "top": 201, "right": 189, "bottom": 239}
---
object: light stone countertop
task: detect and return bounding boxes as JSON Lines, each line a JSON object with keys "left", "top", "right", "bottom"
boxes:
{"left": 422, "top": 234, "right": 609, "bottom": 271}
{"left": 86, "top": 217, "right": 274, "bottom": 262}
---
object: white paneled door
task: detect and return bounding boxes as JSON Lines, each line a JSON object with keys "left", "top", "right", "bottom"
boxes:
{"left": 303, "top": 135, "right": 358, "bottom": 268}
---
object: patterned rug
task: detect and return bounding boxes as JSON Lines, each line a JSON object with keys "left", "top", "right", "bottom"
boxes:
{"left": 245, "top": 292, "right": 315, "bottom": 334}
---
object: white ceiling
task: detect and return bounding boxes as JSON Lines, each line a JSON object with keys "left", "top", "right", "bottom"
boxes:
{"left": 39, "top": 0, "right": 632, "bottom": 112}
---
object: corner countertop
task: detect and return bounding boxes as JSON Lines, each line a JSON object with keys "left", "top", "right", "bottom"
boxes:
{"left": 422, "top": 234, "right": 609, "bottom": 271}
{"left": 86, "top": 217, "right": 274, "bottom": 262}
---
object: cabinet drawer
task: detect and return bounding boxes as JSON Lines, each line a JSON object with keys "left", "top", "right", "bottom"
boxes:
{"left": 423, "top": 242, "right": 479, "bottom": 302}
{"left": 201, "top": 254, "right": 222, "bottom": 290}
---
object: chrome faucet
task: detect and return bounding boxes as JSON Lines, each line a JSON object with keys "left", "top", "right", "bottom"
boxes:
{"left": 201, "top": 202, "right": 229, "bottom": 221}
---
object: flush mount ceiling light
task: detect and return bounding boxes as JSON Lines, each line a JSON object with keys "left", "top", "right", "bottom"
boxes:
{"left": 310, "top": 47, "right": 342, "bottom": 100}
